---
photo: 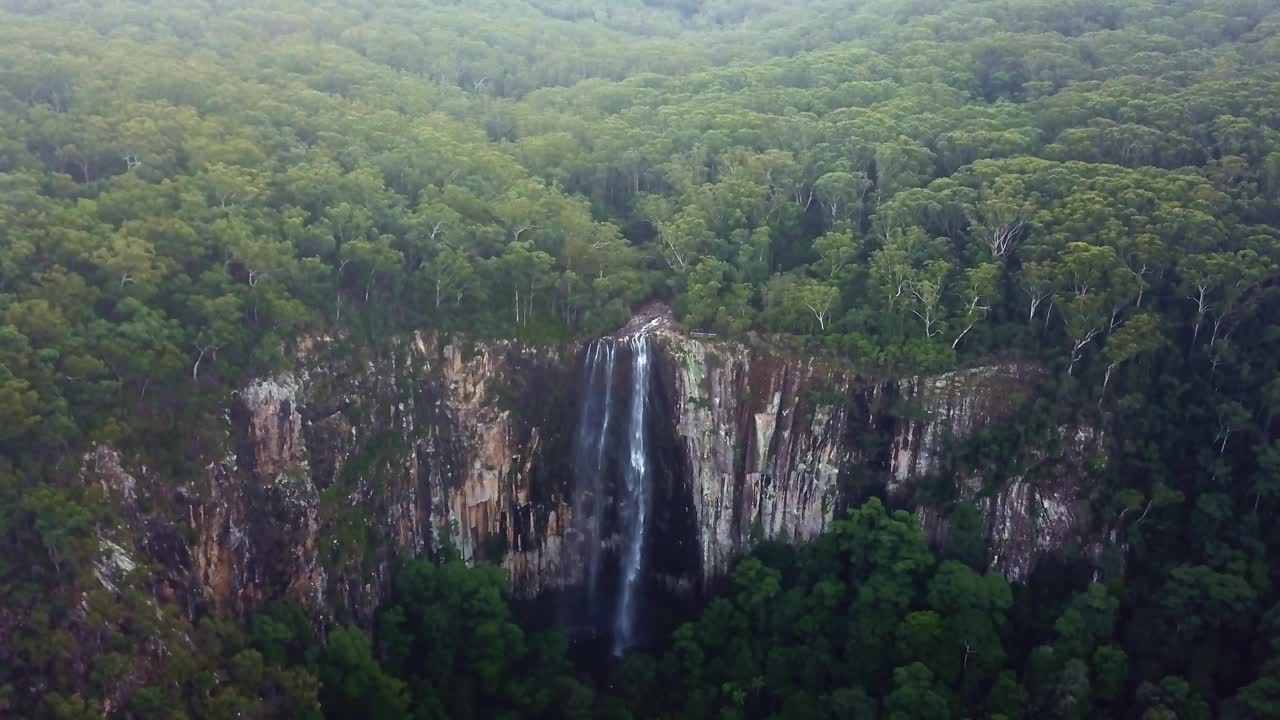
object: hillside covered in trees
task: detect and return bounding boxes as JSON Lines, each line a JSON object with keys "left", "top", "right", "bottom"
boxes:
{"left": 2, "top": 0, "right": 1280, "bottom": 717}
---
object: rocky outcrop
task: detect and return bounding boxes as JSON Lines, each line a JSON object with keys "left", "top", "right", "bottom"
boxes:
{"left": 653, "top": 328, "right": 1097, "bottom": 585}
{"left": 885, "top": 365, "right": 1108, "bottom": 578}
{"left": 89, "top": 333, "right": 578, "bottom": 620}
{"left": 656, "top": 330, "right": 855, "bottom": 583}
{"left": 85, "top": 319, "right": 1104, "bottom": 623}
{"left": 984, "top": 425, "right": 1104, "bottom": 579}
{"left": 887, "top": 364, "right": 1042, "bottom": 494}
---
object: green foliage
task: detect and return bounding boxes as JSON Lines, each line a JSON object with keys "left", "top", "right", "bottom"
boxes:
{"left": 614, "top": 500, "right": 1006, "bottom": 718}
{"left": 2, "top": 0, "right": 1280, "bottom": 717}
{"left": 318, "top": 626, "right": 410, "bottom": 720}
{"left": 943, "top": 501, "right": 987, "bottom": 570}
{"left": 378, "top": 557, "right": 590, "bottom": 719}
{"left": 885, "top": 663, "right": 951, "bottom": 720}
{"left": 251, "top": 600, "right": 320, "bottom": 669}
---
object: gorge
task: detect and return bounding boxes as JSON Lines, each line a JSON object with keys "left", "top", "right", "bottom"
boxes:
{"left": 86, "top": 307, "right": 1102, "bottom": 645}
{"left": 5, "top": 0, "right": 1278, "bottom": 713}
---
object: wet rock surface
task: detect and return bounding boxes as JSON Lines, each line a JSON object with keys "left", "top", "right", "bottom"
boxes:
{"left": 85, "top": 319, "right": 1101, "bottom": 622}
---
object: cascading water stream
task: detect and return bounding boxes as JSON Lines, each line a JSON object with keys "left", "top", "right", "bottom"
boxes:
{"left": 568, "top": 334, "right": 653, "bottom": 653}
{"left": 613, "top": 335, "right": 651, "bottom": 655}
{"left": 570, "top": 341, "right": 615, "bottom": 623}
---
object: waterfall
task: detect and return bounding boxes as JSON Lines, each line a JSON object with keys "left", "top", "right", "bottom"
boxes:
{"left": 613, "top": 335, "right": 651, "bottom": 655}
{"left": 568, "top": 334, "right": 654, "bottom": 653}
{"left": 570, "top": 340, "right": 615, "bottom": 624}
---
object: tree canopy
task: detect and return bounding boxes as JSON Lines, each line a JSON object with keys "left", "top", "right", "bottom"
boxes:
{"left": 2, "top": 0, "right": 1280, "bottom": 717}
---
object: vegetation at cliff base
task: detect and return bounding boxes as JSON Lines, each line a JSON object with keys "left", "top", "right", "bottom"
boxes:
{"left": 48, "top": 499, "right": 1272, "bottom": 719}
{"left": 1, "top": 0, "right": 1280, "bottom": 717}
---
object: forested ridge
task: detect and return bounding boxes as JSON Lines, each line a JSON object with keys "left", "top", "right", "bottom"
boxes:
{"left": 2, "top": 0, "right": 1280, "bottom": 717}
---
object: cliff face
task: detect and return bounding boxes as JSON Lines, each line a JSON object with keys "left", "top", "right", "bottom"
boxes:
{"left": 656, "top": 330, "right": 856, "bottom": 584}
{"left": 85, "top": 324, "right": 1104, "bottom": 622}
{"left": 654, "top": 330, "right": 1102, "bottom": 585}
{"left": 91, "top": 333, "right": 579, "bottom": 620}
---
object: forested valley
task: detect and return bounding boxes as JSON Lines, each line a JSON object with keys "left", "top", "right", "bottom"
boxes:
{"left": 2, "top": 0, "right": 1280, "bottom": 717}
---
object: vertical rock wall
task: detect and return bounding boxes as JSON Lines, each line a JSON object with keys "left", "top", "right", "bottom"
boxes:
{"left": 85, "top": 325, "right": 1104, "bottom": 621}
{"left": 90, "top": 333, "right": 579, "bottom": 620}
{"left": 655, "top": 331, "right": 855, "bottom": 583}
{"left": 655, "top": 331, "right": 1100, "bottom": 585}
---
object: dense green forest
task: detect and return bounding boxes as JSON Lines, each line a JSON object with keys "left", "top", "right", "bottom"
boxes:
{"left": 2, "top": 0, "right": 1280, "bottom": 717}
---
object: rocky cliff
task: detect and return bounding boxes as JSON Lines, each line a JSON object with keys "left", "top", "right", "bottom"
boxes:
{"left": 90, "top": 333, "right": 581, "bottom": 622}
{"left": 653, "top": 324, "right": 1102, "bottom": 586}
{"left": 84, "top": 320, "right": 1105, "bottom": 625}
